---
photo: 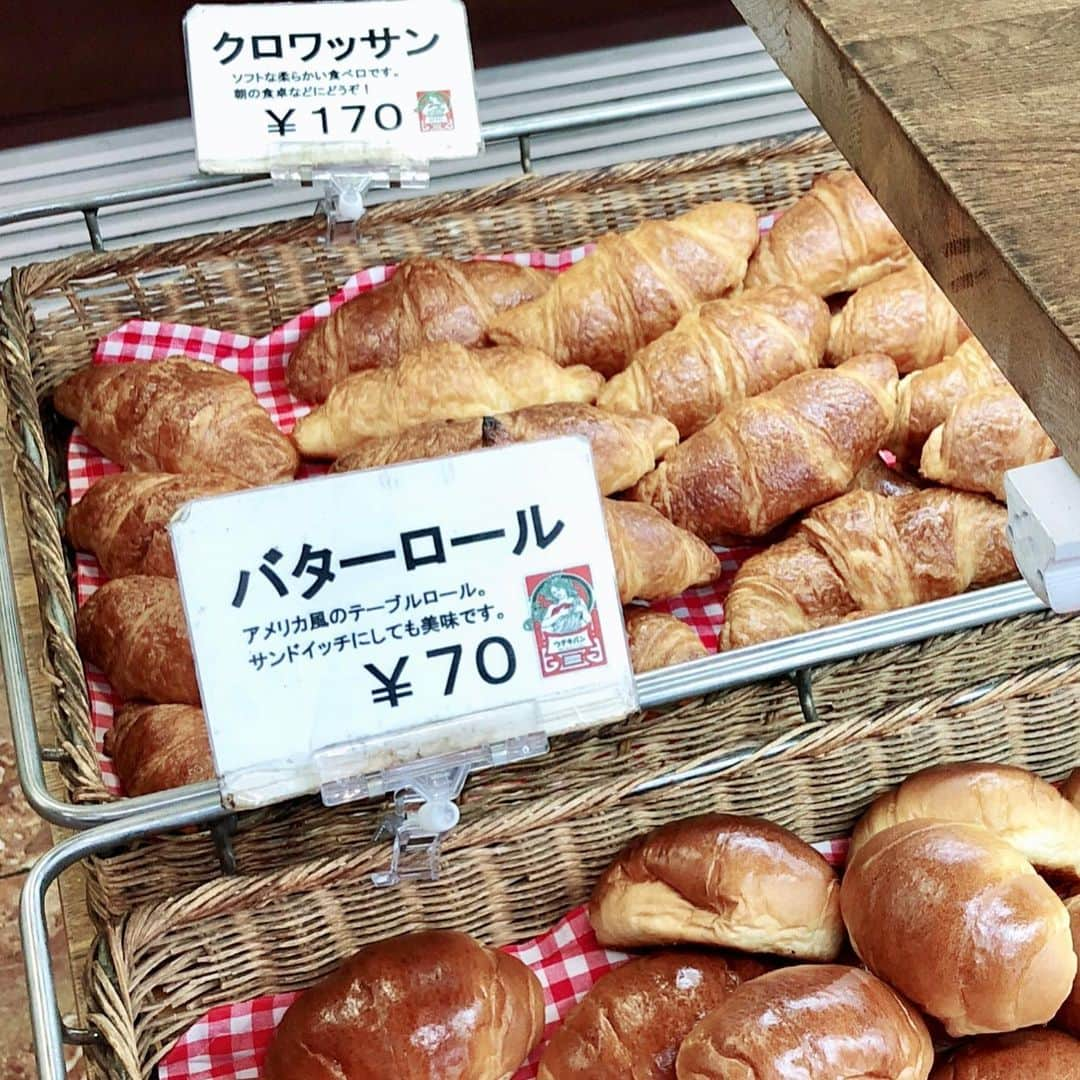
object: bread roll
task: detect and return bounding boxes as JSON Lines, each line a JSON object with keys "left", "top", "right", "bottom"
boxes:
{"left": 625, "top": 609, "right": 709, "bottom": 674}
{"left": 104, "top": 704, "right": 213, "bottom": 796}
{"left": 53, "top": 357, "right": 298, "bottom": 484}
{"left": 537, "top": 951, "right": 768, "bottom": 1080}
{"left": 330, "top": 404, "right": 678, "bottom": 497}
{"left": 675, "top": 964, "right": 933, "bottom": 1080}
{"left": 488, "top": 201, "right": 760, "bottom": 376}
{"left": 67, "top": 471, "right": 249, "bottom": 578}
{"left": 606, "top": 501, "right": 721, "bottom": 604}
{"left": 849, "top": 762, "right": 1080, "bottom": 877}
{"left": 930, "top": 1029, "right": 1080, "bottom": 1079}
{"left": 841, "top": 820, "right": 1076, "bottom": 1036}
{"left": 826, "top": 259, "right": 969, "bottom": 372}
{"left": 263, "top": 930, "right": 544, "bottom": 1080}
{"left": 76, "top": 577, "right": 199, "bottom": 705}
{"left": 745, "top": 170, "right": 910, "bottom": 295}
{"left": 588, "top": 814, "right": 843, "bottom": 959}
{"left": 285, "top": 257, "right": 555, "bottom": 402}
{"left": 1057, "top": 895, "right": 1080, "bottom": 1038}
{"left": 630, "top": 353, "right": 898, "bottom": 542}
{"left": 292, "top": 342, "right": 603, "bottom": 455}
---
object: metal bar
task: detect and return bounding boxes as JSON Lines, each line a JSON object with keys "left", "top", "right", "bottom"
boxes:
{"left": 480, "top": 73, "right": 791, "bottom": 140}
{"left": 0, "top": 174, "right": 263, "bottom": 227}
{"left": 634, "top": 579, "right": 1045, "bottom": 709}
{"left": 20, "top": 794, "right": 229, "bottom": 1080}
{"left": 19, "top": 585, "right": 1048, "bottom": 1079}
{"left": 0, "top": 471, "right": 224, "bottom": 829}
{"left": 80, "top": 209, "right": 103, "bottom": 253}
{"left": 0, "top": 76, "right": 792, "bottom": 230}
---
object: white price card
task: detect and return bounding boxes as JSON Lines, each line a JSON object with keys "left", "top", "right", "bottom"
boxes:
{"left": 170, "top": 438, "right": 637, "bottom": 809}
{"left": 183, "top": 1, "right": 482, "bottom": 174}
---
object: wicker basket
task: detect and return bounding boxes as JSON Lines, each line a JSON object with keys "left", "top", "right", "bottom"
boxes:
{"left": 82, "top": 646, "right": 1080, "bottom": 1078}
{"left": 2, "top": 130, "right": 1078, "bottom": 935}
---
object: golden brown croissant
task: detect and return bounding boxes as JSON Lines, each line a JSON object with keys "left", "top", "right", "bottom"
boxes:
{"left": 890, "top": 338, "right": 1007, "bottom": 463}
{"left": 848, "top": 456, "right": 927, "bottom": 498}
{"left": 745, "top": 171, "right": 910, "bottom": 295}
{"left": 625, "top": 609, "right": 708, "bottom": 673}
{"left": 330, "top": 403, "right": 678, "bottom": 495}
{"left": 292, "top": 343, "right": 603, "bottom": 457}
{"left": 285, "top": 257, "right": 555, "bottom": 402}
{"left": 827, "top": 260, "right": 970, "bottom": 372}
{"left": 597, "top": 284, "right": 829, "bottom": 438}
{"left": 631, "top": 353, "right": 898, "bottom": 542}
{"left": 76, "top": 576, "right": 199, "bottom": 704}
{"left": 104, "top": 703, "right": 213, "bottom": 796}
{"left": 487, "top": 201, "right": 760, "bottom": 377}
{"left": 920, "top": 386, "right": 1058, "bottom": 501}
{"left": 67, "top": 471, "right": 249, "bottom": 578}
{"left": 722, "top": 489, "right": 1018, "bottom": 650}
{"left": 53, "top": 358, "right": 298, "bottom": 484}
{"left": 605, "top": 499, "right": 720, "bottom": 603}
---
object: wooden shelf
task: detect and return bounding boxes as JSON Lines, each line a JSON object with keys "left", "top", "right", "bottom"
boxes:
{"left": 733, "top": 0, "right": 1080, "bottom": 468}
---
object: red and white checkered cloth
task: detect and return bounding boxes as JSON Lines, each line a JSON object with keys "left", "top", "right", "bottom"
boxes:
{"left": 157, "top": 838, "right": 846, "bottom": 1079}
{"left": 68, "top": 222, "right": 779, "bottom": 793}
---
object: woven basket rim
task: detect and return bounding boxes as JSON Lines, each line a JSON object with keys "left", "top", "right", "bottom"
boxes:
{"left": 9, "top": 131, "right": 837, "bottom": 299}
{"left": 0, "top": 129, "right": 851, "bottom": 808}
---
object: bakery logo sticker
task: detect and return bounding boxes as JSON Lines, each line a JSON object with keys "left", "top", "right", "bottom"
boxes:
{"left": 416, "top": 90, "right": 455, "bottom": 132}
{"left": 524, "top": 566, "right": 607, "bottom": 677}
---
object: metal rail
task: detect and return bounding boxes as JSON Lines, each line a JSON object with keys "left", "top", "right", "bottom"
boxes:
{"left": 18, "top": 577, "right": 1048, "bottom": 1077}
{"left": 0, "top": 74, "right": 792, "bottom": 247}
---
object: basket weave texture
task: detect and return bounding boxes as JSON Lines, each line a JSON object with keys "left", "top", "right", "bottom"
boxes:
{"left": 2, "top": 136, "right": 1079, "bottom": 1073}
{"left": 84, "top": 646, "right": 1080, "bottom": 1078}
{"left": 0, "top": 131, "right": 843, "bottom": 809}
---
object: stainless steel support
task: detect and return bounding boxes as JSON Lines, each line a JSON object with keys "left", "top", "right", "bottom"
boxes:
{"left": 0, "top": 472, "right": 223, "bottom": 829}
{"left": 0, "top": 75, "right": 792, "bottom": 239}
{"left": 19, "top": 793, "right": 229, "bottom": 1080}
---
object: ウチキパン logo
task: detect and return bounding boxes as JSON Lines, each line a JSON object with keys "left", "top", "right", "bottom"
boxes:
{"left": 523, "top": 566, "right": 607, "bottom": 676}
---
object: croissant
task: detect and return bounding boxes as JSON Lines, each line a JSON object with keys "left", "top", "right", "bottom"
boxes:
{"left": 745, "top": 171, "right": 910, "bottom": 296}
{"left": 921, "top": 386, "right": 1058, "bottom": 501}
{"left": 104, "top": 703, "right": 213, "bottom": 796}
{"left": 76, "top": 577, "right": 198, "bottom": 705}
{"left": 487, "top": 201, "right": 760, "bottom": 377}
{"left": 722, "top": 489, "right": 1018, "bottom": 649}
{"left": 631, "top": 353, "right": 898, "bottom": 542}
{"left": 292, "top": 343, "right": 603, "bottom": 457}
{"left": 67, "top": 471, "right": 249, "bottom": 578}
{"left": 53, "top": 357, "right": 298, "bottom": 484}
{"left": 890, "top": 338, "right": 1007, "bottom": 462}
{"left": 330, "top": 403, "right": 678, "bottom": 495}
{"left": 849, "top": 456, "right": 927, "bottom": 498}
{"left": 625, "top": 609, "right": 708, "bottom": 673}
{"left": 827, "top": 260, "right": 970, "bottom": 372}
{"left": 285, "top": 257, "right": 555, "bottom": 402}
{"left": 605, "top": 499, "right": 720, "bottom": 603}
{"left": 598, "top": 284, "right": 829, "bottom": 438}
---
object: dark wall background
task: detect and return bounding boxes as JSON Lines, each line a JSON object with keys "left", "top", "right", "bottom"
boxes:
{"left": 0, "top": 2, "right": 742, "bottom": 150}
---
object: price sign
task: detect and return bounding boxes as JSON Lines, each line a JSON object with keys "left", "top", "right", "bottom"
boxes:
{"left": 170, "top": 439, "right": 636, "bottom": 809}
{"left": 183, "top": 1, "right": 482, "bottom": 173}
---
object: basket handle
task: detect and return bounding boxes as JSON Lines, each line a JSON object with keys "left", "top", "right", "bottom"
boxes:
{"left": 20, "top": 796, "right": 227, "bottom": 1078}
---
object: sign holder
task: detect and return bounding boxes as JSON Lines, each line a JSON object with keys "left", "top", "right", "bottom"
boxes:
{"left": 167, "top": 438, "right": 638, "bottom": 878}
{"left": 183, "top": 1, "right": 484, "bottom": 233}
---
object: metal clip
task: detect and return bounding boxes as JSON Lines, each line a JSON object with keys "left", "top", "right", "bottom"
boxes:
{"left": 209, "top": 812, "right": 239, "bottom": 875}
{"left": 792, "top": 667, "right": 822, "bottom": 727}
{"left": 309, "top": 166, "right": 431, "bottom": 244}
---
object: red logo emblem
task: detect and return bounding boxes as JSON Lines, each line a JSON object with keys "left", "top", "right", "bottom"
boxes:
{"left": 524, "top": 566, "right": 607, "bottom": 677}
{"left": 416, "top": 90, "right": 455, "bottom": 132}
